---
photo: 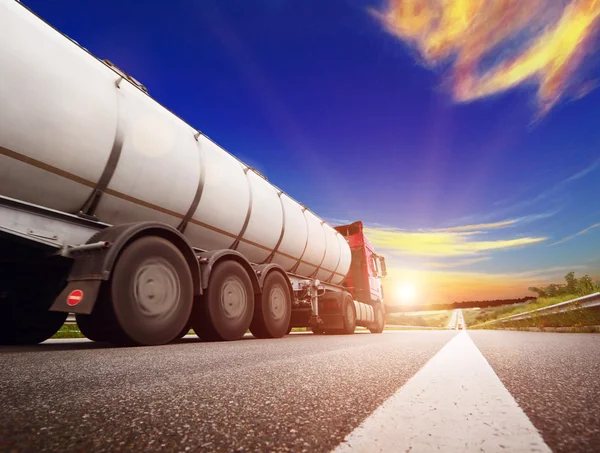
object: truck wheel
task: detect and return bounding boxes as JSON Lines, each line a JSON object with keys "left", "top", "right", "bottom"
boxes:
{"left": 341, "top": 294, "right": 356, "bottom": 335}
{"left": 75, "top": 285, "right": 129, "bottom": 344}
{"left": 108, "top": 236, "right": 193, "bottom": 346}
{"left": 0, "top": 307, "right": 67, "bottom": 345}
{"left": 0, "top": 261, "right": 69, "bottom": 345}
{"left": 250, "top": 272, "right": 291, "bottom": 339}
{"left": 76, "top": 313, "right": 106, "bottom": 342}
{"left": 191, "top": 260, "right": 254, "bottom": 341}
{"left": 369, "top": 305, "right": 385, "bottom": 333}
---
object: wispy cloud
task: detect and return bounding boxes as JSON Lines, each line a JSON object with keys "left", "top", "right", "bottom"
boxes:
{"left": 436, "top": 219, "right": 517, "bottom": 232}
{"left": 563, "top": 159, "right": 600, "bottom": 184}
{"left": 428, "top": 257, "right": 492, "bottom": 268}
{"left": 550, "top": 222, "right": 600, "bottom": 246}
{"left": 452, "top": 158, "right": 599, "bottom": 225}
{"left": 365, "top": 227, "right": 546, "bottom": 257}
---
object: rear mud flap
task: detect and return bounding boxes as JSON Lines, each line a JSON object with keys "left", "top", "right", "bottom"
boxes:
{"left": 50, "top": 280, "right": 102, "bottom": 314}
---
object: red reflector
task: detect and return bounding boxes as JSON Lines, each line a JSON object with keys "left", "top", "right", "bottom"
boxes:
{"left": 67, "top": 289, "right": 84, "bottom": 307}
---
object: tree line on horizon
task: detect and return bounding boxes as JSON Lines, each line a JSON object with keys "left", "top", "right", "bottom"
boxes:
{"left": 386, "top": 296, "right": 536, "bottom": 313}
{"left": 386, "top": 272, "right": 599, "bottom": 313}
{"left": 528, "top": 272, "right": 600, "bottom": 298}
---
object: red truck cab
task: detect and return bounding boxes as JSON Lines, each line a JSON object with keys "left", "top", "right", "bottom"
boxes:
{"left": 334, "top": 221, "right": 387, "bottom": 304}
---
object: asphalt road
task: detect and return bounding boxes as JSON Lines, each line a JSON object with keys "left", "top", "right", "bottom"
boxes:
{"left": 1, "top": 330, "right": 598, "bottom": 453}
{"left": 0, "top": 331, "right": 453, "bottom": 453}
{"left": 470, "top": 331, "right": 600, "bottom": 453}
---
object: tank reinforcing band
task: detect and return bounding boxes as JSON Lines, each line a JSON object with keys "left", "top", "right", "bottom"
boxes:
{"left": 309, "top": 220, "right": 329, "bottom": 279}
{"left": 262, "top": 190, "right": 286, "bottom": 264}
{"left": 327, "top": 232, "right": 344, "bottom": 283}
{"left": 78, "top": 78, "right": 127, "bottom": 218}
{"left": 229, "top": 166, "right": 254, "bottom": 251}
{"left": 289, "top": 204, "right": 311, "bottom": 274}
{"left": 178, "top": 131, "right": 207, "bottom": 234}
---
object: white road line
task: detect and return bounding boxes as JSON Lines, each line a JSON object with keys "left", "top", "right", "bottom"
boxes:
{"left": 333, "top": 331, "right": 551, "bottom": 453}
{"left": 446, "top": 309, "right": 459, "bottom": 330}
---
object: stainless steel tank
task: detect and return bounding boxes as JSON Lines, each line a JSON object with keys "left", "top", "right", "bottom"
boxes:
{"left": 0, "top": 0, "right": 351, "bottom": 284}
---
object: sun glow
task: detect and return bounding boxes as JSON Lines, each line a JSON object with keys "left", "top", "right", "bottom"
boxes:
{"left": 397, "top": 282, "right": 417, "bottom": 304}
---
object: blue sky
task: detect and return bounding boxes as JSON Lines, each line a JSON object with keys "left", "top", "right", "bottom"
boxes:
{"left": 23, "top": 0, "right": 600, "bottom": 304}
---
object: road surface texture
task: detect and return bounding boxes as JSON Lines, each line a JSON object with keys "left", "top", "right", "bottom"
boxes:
{"left": 0, "top": 331, "right": 453, "bottom": 453}
{"left": 1, "top": 330, "right": 598, "bottom": 452}
{"left": 470, "top": 331, "right": 600, "bottom": 453}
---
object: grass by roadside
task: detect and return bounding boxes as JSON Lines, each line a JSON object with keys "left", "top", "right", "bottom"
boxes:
{"left": 485, "top": 325, "right": 600, "bottom": 333}
{"left": 465, "top": 294, "right": 600, "bottom": 331}
{"left": 463, "top": 294, "right": 581, "bottom": 327}
{"left": 470, "top": 307, "right": 600, "bottom": 330}
{"left": 52, "top": 324, "right": 85, "bottom": 339}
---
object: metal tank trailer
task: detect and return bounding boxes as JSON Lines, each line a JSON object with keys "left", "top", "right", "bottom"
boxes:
{"left": 0, "top": 0, "right": 387, "bottom": 346}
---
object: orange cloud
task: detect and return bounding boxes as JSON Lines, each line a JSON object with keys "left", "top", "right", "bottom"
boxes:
{"left": 379, "top": 0, "right": 600, "bottom": 114}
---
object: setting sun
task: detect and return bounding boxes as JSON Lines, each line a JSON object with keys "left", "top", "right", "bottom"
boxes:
{"left": 397, "top": 282, "right": 417, "bottom": 304}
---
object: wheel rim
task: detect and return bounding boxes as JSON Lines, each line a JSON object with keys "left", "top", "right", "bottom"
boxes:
{"left": 220, "top": 276, "right": 248, "bottom": 321}
{"left": 269, "top": 285, "right": 286, "bottom": 322}
{"left": 133, "top": 258, "right": 181, "bottom": 319}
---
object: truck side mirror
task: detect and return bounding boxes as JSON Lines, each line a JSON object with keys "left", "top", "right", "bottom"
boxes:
{"left": 379, "top": 256, "right": 387, "bottom": 277}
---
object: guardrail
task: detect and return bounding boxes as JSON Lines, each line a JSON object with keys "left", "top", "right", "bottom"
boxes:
{"left": 474, "top": 292, "right": 600, "bottom": 327}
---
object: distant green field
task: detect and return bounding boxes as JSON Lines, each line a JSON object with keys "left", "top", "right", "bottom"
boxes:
{"left": 386, "top": 310, "right": 452, "bottom": 328}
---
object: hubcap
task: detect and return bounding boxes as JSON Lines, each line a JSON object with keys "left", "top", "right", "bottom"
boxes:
{"left": 221, "top": 277, "right": 247, "bottom": 321}
{"left": 269, "top": 285, "right": 286, "bottom": 321}
{"left": 133, "top": 258, "right": 180, "bottom": 319}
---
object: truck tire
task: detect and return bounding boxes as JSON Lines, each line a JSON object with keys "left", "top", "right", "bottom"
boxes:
{"left": 75, "top": 285, "right": 129, "bottom": 344}
{"left": 0, "top": 260, "right": 69, "bottom": 345}
{"left": 0, "top": 308, "right": 67, "bottom": 345}
{"left": 369, "top": 304, "right": 385, "bottom": 334}
{"left": 76, "top": 313, "right": 106, "bottom": 342}
{"left": 108, "top": 236, "right": 193, "bottom": 346}
{"left": 250, "top": 272, "right": 292, "bottom": 339}
{"left": 341, "top": 294, "right": 356, "bottom": 335}
{"left": 191, "top": 260, "right": 254, "bottom": 341}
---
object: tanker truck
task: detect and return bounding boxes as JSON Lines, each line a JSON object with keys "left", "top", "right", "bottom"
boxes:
{"left": 0, "top": 0, "right": 387, "bottom": 346}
